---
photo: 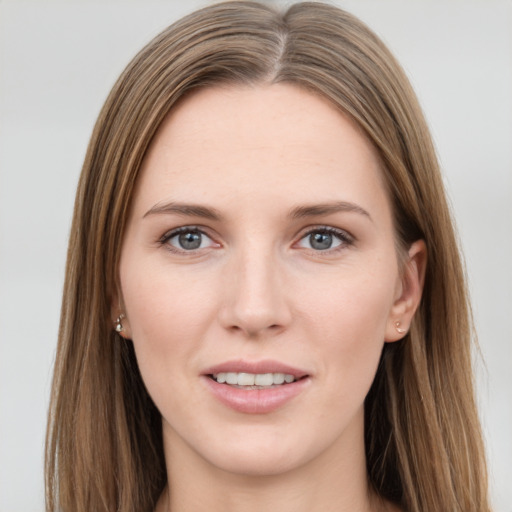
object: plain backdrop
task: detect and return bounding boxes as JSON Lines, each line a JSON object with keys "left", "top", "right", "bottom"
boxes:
{"left": 1, "top": 1, "right": 511, "bottom": 511}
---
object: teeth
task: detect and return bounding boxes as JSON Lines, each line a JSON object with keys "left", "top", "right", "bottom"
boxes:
{"left": 273, "top": 373, "right": 285, "bottom": 385}
{"left": 238, "top": 373, "right": 255, "bottom": 386}
{"left": 213, "top": 372, "right": 297, "bottom": 386}
{"left": 226, "top": 373, "right": 238, "bottom": 385}
{"left": 254, "top": 373, "right": 273, "bottom": 386}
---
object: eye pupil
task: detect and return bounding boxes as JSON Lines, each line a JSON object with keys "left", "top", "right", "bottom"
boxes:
{"left": 179, "top": 231, "right": 202, "bottom": 250}
{"left": 310, "top": 232, "right": 332, "bottom": 250}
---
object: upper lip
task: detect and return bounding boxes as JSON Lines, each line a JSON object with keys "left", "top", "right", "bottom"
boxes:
{"left": 202, "top": 359, "right": 309, "bottom": 379}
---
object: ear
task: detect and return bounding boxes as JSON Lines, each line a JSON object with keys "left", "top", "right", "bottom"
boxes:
{"left": 111, "top": 287, "right": 132, "bottom": 339}
{"left": 385, "top": 240, "right": 427, "bottom": 342}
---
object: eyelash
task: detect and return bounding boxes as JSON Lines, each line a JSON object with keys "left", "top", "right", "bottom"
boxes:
{"left": 298, "top": 226, "right": 354, "bottom": 254}
{"left": 158, "top": 225, "right": 354, "bottom": 254}
{"left": 159, "top": 226, "right": 216, "bottom": 254}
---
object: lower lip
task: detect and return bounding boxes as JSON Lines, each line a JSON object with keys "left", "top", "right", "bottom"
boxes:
{"left": 202, "top": 375, "right": 310, "bottom": 414}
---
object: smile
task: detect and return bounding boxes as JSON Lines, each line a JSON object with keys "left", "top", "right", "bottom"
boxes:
{"left": 211, "top": 372, "right": 297, "bottom": 387}
{"left": 202, "top": 360, "right": 311, "bottom": 414}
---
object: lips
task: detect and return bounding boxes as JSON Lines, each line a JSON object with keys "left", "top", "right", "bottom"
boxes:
{"left": 201, "top": 359, "right": 311, "bottom": 414}
{"left": 202, "top": 359, "right": 309, "bottom": 379}
{"left": 212, "top": 371, "right": 296, "bottom": 387}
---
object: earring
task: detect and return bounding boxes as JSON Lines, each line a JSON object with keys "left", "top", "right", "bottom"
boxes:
{"left": 395, "top": 321, "right": 406, "bottom": 334}
{"left": 115, "top": 313, "right": 125, "bottom": 333}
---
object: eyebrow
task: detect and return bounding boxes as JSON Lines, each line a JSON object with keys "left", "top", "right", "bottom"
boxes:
{"left": 289, "top": 201, "right": 372, "bottom": 222}
{"left": 143, "top": 201, "right": 222, "bottom": 221}
{"left": 143, "top": 200, "right": 371, "bottom": 222}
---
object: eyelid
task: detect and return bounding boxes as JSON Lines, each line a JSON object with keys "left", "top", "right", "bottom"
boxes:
{"left": 157, "top": 224, "right": 354, "bottom": 255}
{"left": 295, "top": 225, "right": 355, "bottom": 252}
{"left": 159, "top": 225, "right": 219, "bottom": 253}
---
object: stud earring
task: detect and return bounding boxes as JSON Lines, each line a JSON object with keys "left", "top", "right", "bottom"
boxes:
{"left": 395, "top": 321, "right": 406, "bottom": 334}
{"left": 115, "top": 313, "right": 125, "bottom": 333}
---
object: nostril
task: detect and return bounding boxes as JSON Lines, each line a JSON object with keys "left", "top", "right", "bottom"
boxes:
{"left": 226, "top": 323, "right": 284, "bottom": 338}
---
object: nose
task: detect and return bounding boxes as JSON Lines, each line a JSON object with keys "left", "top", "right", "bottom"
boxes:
{"left": 218, "top": 244, "right": 292, "bottom": 338}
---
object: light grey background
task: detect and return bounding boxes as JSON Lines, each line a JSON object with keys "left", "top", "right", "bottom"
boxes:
{"left": 1, "top": 1, "right": 511, "bottom": 511}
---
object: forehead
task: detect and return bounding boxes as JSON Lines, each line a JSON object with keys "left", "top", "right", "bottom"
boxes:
{"left": 133, "top": 83, "right": 389, "bottom": 218}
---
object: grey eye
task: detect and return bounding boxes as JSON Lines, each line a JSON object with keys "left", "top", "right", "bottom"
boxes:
{"left": 297, "top": 228, "right": 348, "bottom": 251}
{"left": 164, "top": 228, "right": 215, "bottom": 251}
{"left": 309, "top": 232, "right": 334, "bottom": 250}
{"left": 178, "top": 231, "right": 203, "bottom": 250}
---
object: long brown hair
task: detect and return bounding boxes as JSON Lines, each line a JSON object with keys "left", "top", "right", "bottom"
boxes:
{"left": 45, "top": 2, "right": 490, "bottom": 511}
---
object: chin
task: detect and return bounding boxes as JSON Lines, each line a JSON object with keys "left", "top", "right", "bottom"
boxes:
{"left": 169, "top": 421, "right": 311, "bottom": 478}
{"left": 209, "top": 445, "right": 305, "bottom": 478}
{"left": 191, "top": 422, "right": 337, "bottom": 479}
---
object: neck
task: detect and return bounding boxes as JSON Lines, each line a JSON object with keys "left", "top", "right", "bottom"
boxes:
{"left": 156, "top": 412, "right": 388, "bottom": 512}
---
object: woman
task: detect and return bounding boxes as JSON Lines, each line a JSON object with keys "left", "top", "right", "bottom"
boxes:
{"left": 45, "top": 2, "right": 491, "bottom": 511}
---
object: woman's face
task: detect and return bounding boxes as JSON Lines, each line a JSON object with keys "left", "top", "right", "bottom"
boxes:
{"left": 119, "top": 84, "right": 421, "bottom": 477}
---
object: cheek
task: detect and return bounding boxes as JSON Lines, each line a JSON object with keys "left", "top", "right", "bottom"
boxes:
{"left": 119, "top": 265, "right": 221, "bottom": 432}
{"left": 124, "top": 256, "right": 214, "bottom": 328}
{"left": 303, "top": 264, "right": 396, "bottom": 340}
{"left": 120, "top": 260, "right": 218, "bottom": 378}
{"left": 298, "top": 262, "right": 397, "bottom": 390}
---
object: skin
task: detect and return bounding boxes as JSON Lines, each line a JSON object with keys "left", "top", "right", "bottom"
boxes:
{"left": 117, "top": 84, "right": 425, "bottom": 512}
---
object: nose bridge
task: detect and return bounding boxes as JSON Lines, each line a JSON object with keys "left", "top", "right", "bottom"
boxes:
{"left": 220, "top": 237, "right": 290, "bottom": 336}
